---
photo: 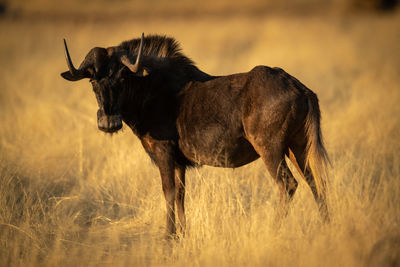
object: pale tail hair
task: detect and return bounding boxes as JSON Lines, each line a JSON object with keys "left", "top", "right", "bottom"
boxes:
{"left": 304, "top": 91, "right": 330, "bottom": 196}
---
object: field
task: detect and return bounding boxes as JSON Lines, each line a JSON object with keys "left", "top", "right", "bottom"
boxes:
{"left": 1, "top": 1, "right": 400, "bottom": 266}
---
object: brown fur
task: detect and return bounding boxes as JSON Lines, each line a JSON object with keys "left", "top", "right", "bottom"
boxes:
{"left": 61, "top": 34, "right": 330, "bottom": 237}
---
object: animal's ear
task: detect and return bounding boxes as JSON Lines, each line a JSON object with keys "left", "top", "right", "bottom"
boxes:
{"left": 135, "top": 67, "right": 150, "bottom": 77}
{"left": 142, "top": 68, "right": 150, "bottom": 77}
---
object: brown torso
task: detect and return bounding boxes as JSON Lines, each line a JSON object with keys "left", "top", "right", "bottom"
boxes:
{"left": 125, "top": 65, "right": 307, "bottom": 168}
{"left": 176, "top": 72, "right": 260, "bottom": 167}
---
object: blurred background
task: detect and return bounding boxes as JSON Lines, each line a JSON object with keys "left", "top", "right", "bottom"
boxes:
{"left": 0, "top": 0, "right": 399, "bottom": 266}
{"left": 2, "top": 0, "right": 399, "bottom": 17}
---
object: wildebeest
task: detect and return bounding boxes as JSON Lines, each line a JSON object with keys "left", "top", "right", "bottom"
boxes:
{"left": 61, "top": 33, "right": 330, "bottom": 236}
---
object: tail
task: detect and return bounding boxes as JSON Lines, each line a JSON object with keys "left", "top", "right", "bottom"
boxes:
{"left": 304, "top": 91, "right": 330, "bottom": 197}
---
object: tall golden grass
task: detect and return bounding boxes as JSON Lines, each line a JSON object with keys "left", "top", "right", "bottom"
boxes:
{"left": 0, "top": 4, "right": 399, "bottom": 266}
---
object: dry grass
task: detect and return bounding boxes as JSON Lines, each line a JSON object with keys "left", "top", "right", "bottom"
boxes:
{"left": 0, "top": 3, "right": 399, "bottom": 266}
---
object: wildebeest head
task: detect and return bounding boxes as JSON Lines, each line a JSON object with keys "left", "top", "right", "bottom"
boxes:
{"left": 61, "top": 33, "right": 147, "bottom": 133}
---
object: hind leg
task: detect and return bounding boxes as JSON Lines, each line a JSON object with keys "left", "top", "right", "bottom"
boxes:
{"left": 250, "top": 140, "right": 298, "bottom": 218}
{"left": 289, "top": 142, "right": 329, "bottom": 222}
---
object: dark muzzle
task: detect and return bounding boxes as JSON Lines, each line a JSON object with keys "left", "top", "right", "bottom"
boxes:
{"left": 97, "top": 109, "right": 122, "bottom": 133}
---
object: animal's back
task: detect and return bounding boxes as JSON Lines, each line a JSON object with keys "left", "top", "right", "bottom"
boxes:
{"left": 175, "top": 66, "right": 310, "bottom": 167}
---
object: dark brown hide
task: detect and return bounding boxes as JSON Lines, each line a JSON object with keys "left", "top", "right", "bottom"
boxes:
{"left": 61, "top": 34, "right": 330, "bottom": 237}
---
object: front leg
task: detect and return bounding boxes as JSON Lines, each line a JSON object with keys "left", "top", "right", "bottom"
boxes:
{"left": 158, "top": 155, "right": 176, "bottom": 237}
{"left": 175, "top": 164, "right": 186, "bottom": 235}
{"left": 141, "top": 135, "right": 176, "bottom": 237}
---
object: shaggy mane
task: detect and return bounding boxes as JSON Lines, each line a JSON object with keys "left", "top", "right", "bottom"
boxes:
{"left": 119, "top": 35, "right": 194, "bottom": 66}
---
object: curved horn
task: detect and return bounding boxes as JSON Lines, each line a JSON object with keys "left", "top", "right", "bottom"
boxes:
{"left": 135, "top": 32, "right": 144, "bottom": 68}
{"left": 63, "top": 38, "right": 78, "bottom": 75}
{"left": 61, "top": 39, "right": 91, "bottom": 81}
{"left": 120, "top": 33, "right": 144, "bottom": 73}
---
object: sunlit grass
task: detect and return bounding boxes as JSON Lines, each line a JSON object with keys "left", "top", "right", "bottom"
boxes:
{"left": 0, "top": 9, "right": 399, "bottom": 267}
